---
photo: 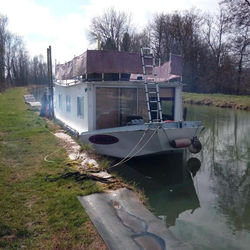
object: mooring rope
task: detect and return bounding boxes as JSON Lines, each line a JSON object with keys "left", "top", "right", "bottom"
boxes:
{"left": 110, "top": 128, "right": 149, "bottom": 168}
{"left": 126, "top": 126, "right": 159, "bottom": 159}
{"left": 161, "top": 126, "right": 170, "bottom": 142}
{"left": 110, "top": 126, "right": 160, "bottom": 169}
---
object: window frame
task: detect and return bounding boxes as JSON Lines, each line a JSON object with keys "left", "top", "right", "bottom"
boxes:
{"left": 66, "top": 95, "right": 71, "bottom": 112}
{"left": 77, "top": 96, "right": 84, "bottom": 118}
{"left": 58, "top": 94, "right": 62, "bottom": 110}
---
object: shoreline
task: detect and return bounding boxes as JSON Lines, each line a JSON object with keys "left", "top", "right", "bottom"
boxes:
{"left": 0, "top": 87, "right": 146, "bottom": 249}
{"left": 183, "top": 92, "right": 250, "bottom": 111}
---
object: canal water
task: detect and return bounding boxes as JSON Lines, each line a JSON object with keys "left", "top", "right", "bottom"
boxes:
{"left": 112, "top": 105, "right": 250, "bottom": 250}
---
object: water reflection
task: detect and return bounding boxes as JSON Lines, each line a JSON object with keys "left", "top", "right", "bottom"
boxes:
{"left": 111, "top": 153, "right": 201, "bottom": 227}
{"left": 187, "top": 105, "right": 250, "bottom": 233}
{"left": 178, "top": 105, "right": 250, "bottom": 249}
{"left": 113, "top": 105, "right": 250, "bottom": 250}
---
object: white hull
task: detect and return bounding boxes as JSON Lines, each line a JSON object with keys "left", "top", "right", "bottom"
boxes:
{"left": 80, "top": 122, "right": 203, "bottom": 158}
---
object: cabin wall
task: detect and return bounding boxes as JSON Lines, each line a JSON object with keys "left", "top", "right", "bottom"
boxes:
{"left": 87, "top": 83, "right": 95, "bottom": 131}
{"left": 54, "top": 83, "right": 88, "bottom": 133}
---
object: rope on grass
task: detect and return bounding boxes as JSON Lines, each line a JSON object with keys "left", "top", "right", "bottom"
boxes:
{"left": 45, "top": 171, "right": 115, "bottom": 183}
{"left": 44, "top": 145, "right": 66, "bottom": 163}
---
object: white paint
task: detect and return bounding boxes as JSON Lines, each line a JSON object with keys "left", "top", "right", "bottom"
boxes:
{"left": 54, "top": 82, "right": 89, "bottom": 133}
{"left": 54, "top": 80, "right": 186, "bottom": 133}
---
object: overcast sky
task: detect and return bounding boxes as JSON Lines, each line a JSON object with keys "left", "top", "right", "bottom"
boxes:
{"left": 0, "top": 0, "right": 220, "bottom": 63}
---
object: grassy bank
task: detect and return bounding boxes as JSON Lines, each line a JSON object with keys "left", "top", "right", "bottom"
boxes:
{"left": 0, "top": 88, "right": 106, "bottom": 249}
{"left": 183, "top": 92, "right": 250, "bottom": 111}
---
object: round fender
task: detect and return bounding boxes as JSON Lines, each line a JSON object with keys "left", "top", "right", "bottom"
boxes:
{"left": 187, "top": 158, "right": 201, "bottom": 177}
{"left": 188, "top": 137, "right": 202, "bottom": 154}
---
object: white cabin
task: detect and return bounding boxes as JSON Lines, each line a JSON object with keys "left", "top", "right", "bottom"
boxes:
{"left": 54, "top": 80, "right": 183, "bottom": 134}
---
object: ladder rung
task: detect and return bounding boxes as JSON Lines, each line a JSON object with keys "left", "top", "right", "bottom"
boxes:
{"left": 149, "top": 100, "right": 158, "bottom": 103}
{"left": 151, "top": 110, "right": 160, "bottom": 112}
{"left": 146, "top": 82, "right": 156, "bottom": 84}
{"left": 143, "top": 55, "right": 153, "bottom": 59}
{"left": 148, "top": 91, "right": 157, "bottom": 94}
{"left": 144, "top": 65, "right": 153, "bottom": 68}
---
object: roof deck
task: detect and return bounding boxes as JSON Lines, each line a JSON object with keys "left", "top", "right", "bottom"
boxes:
{"left": 55, "top": 50, "right": 183, "bottom": 83}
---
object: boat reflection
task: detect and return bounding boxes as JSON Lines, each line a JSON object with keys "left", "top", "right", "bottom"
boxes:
{"left": 111, "top": 153, "right": 201, "bottom": 227}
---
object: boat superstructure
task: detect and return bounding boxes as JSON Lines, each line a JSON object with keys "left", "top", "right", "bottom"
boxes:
{"left": 54, "top": 49, "right": 203, "bottom": 158}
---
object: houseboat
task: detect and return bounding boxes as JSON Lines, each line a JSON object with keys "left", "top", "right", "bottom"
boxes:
{"left": 54, "top": 49, "right": 203, "bottom": 158}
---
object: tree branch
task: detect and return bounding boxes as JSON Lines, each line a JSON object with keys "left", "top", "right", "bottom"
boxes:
{"left": 245, "top": 0, "right": 250, "bottom": 6}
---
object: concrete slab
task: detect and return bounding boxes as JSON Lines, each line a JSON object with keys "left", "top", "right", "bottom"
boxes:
{"left": 28, "top": 101, "right": 41, "bottom": 107}
{"left": 24, "top": 94, "right": 36, "bottom": 103}
{"left": 23, "top": 95, "right": 41, "bottom": 110}
{"left": 78, "top": 188, "right": 192, "bottom": 250}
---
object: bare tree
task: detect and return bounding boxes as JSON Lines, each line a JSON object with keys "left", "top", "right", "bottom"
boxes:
{"left": 221, "top": 0, "right": 250, "bottom": 94}
{"left": 0, "top": 14, "right": 7, "bottom": 89}
{"left": 204, "top": 9, "right": 229, "bottom": 69}
{"left": 151, "top": 13, "right": 166, "bottom": 61}
{"left": 5, "top": 33, "right": 21, "bottom": 86}
{"left": 30, "top": 55, "right": 48, "bottom": 84}
{"left": 203, "top": 8, "right": 230, "bottom": 92}
{"left": 121, "top": 32, "right": 131, "bottom": 52}
{"left": 231, "top": 27, "right": 250, "bottom": 94}
{"left": 0, "top": 12, "right": 49, "bottom": 90}
{"left": 89, "top": 8, "right": 131, "bottom": 50}
{"left": 221, "top": 0, "right": 250, "bottom": 28}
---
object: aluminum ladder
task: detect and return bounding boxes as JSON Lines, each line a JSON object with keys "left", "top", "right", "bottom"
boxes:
{"left": 140, "top": 47, "right": 162, "bottom": 122}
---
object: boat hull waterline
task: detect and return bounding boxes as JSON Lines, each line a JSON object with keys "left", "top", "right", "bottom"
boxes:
{"left": 80, "top": 122, "right": 203, "bottom": 158}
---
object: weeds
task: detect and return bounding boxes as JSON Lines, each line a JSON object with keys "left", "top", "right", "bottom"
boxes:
{"left": 98, "top": 157, "right": 112, "bottom": 170}
{"left": 80, "top": 143, "right": 93, "bottom": 153}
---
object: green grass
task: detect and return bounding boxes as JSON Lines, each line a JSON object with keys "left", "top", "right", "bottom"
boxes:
{"left": 0, "top": 88, "right": 105, "bottom": 249}
{"left": 183, "top": 92, "right": 250, "bottom": 111}
{"left": 80, "top": 143, "right": 94, "bottom": 153}
{"left": 98, "top": 157, "right": 112, "bottom": 171}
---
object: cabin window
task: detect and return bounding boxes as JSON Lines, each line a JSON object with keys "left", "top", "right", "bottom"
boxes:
{"left": 96, "top": 87, "right": 151, "bottom": 129}
{"left": 119, "top": 88, "right": 137, "bottom": 126}
{"left": 77, "top": 97, "right": 84, "bottom": 118}
{"left": 160, "top": 88, "right": 175, "bottom": 121}
{"left": 58, "top": 94, "right": 62, "bottom": 110}
{"left": 95, "top": 87, "right": 175, "bottom": 129}
{"left": 138, "top": 88, "right": 149, "bottom": 121}
{"left": 120, "top": 73, "right": 130, "bottom": 81}
{"left": 96, "top": 88, "right": 119, "bottom": 129}
{"left": 104, "top": 73, "right": 119, "bottom": 81}
{"left": 66, "top": 95, "right": 71, "bottom": 112}
{"left": 87, "top": 73, "right": 102, "bottom": 81}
